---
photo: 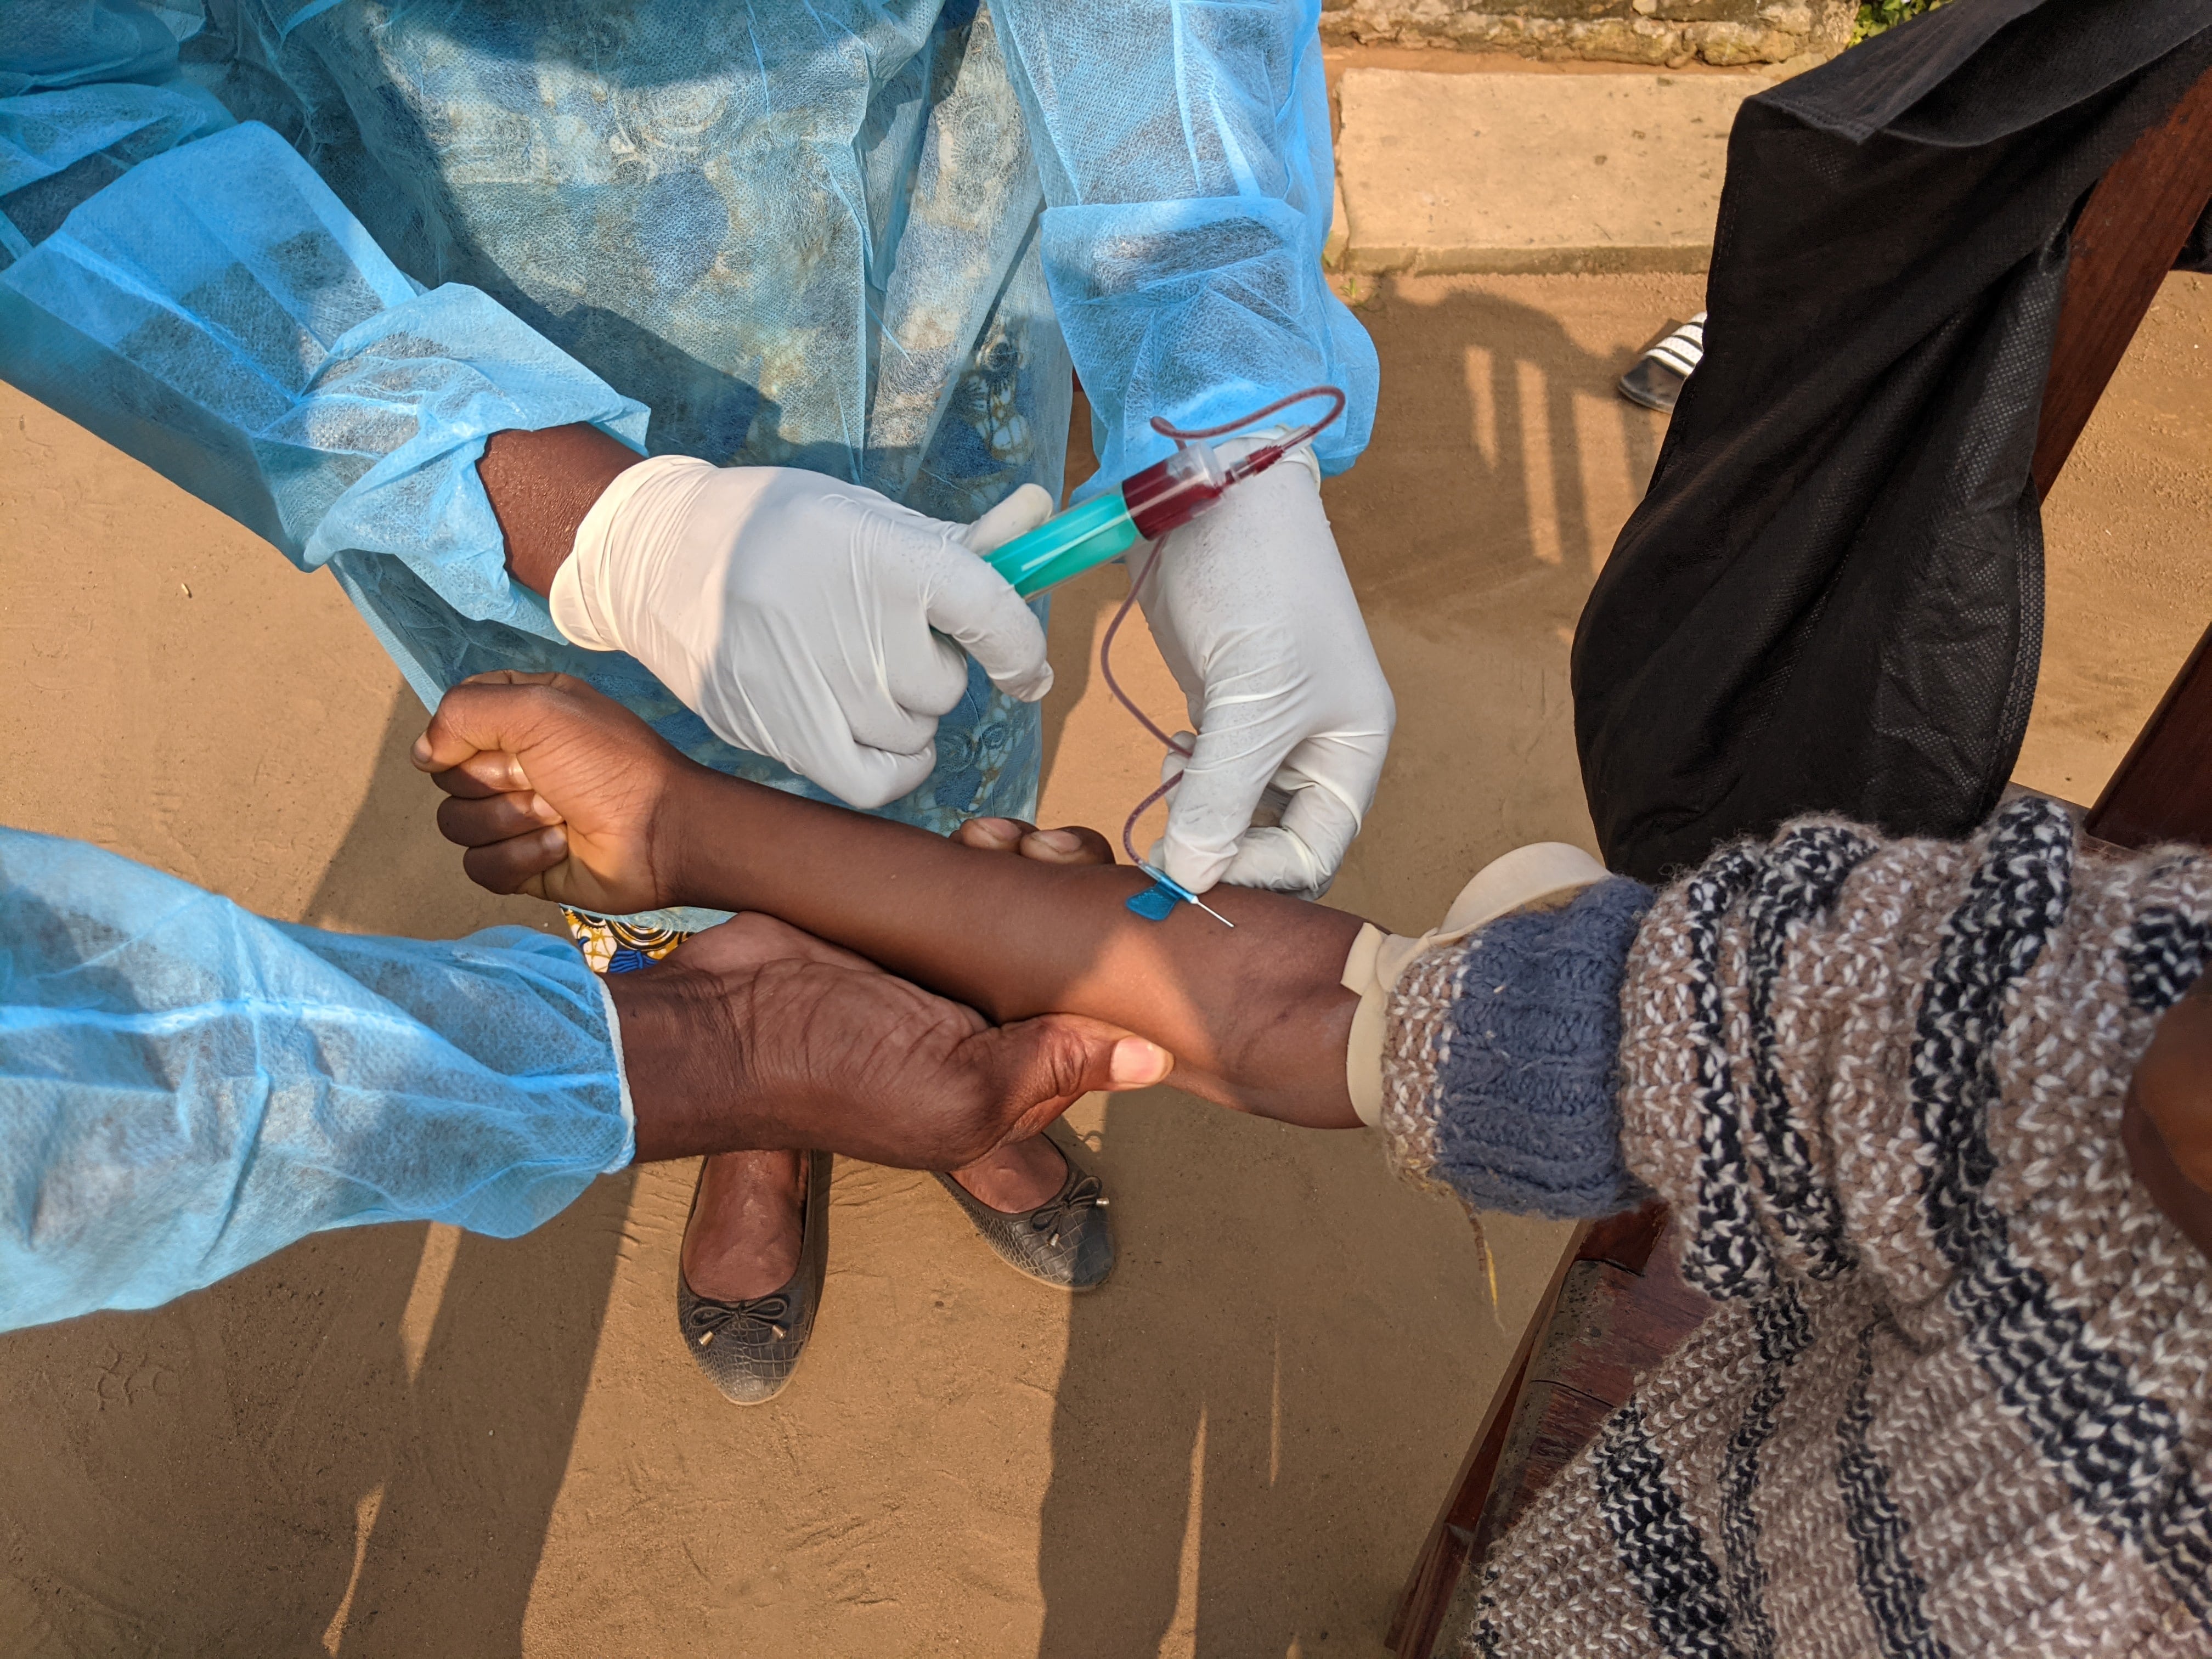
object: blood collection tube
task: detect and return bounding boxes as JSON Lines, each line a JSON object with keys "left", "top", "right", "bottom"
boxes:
{"left": 982, "top": 387, "right": 1344, "bottom": 598}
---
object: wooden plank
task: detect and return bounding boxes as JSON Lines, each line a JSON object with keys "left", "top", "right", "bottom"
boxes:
{"left": 1384, "top": 1344, "right": 1533, "bottom": 1659}
{"left": 2066, "top": 56, "right": 2212, "bottom": 851}
{"left": 1530, "top": 1238, "right": 1712, "bottom": 1406}
{"left": 1387, "top": 1203, "right": 1687, "bottom": 1658}
{"left": 2032, "top": 60, "right": 2212, "bottom": 498}
{"left": 1461, "top": 1227, "right": 1711, "bottom": 1577}
{"left": 1385, "top": 1221, "right": 1590, "bottom": 1658}
{"left": 1575, "top": 1196, "right": 1672, "bottom": 1274}
{"left": 2046, "top": 59, "right": 2212, "bottom": 850}
{"left": 2086, "top": 628, "right": 2212, "bottom": 849}
{"left": 1464, "top": 1375, "right": 1617, "bottom": 1560}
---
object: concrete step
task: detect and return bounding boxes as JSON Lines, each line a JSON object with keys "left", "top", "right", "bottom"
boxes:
{"left": 1334, "top": 69, "right": 1770, "bottom": 275}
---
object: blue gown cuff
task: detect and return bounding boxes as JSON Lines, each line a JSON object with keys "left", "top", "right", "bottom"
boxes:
{"left": 0, "top": 828, "right": 633, "bottom": 1333}
{"left": 0, "top": 120, "right": 649, "bottom": 644}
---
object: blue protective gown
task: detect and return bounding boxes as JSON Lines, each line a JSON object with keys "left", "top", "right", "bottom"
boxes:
{"left": 0, "top": 0, "right": 1376, "bottom": 1323}
{"left": 1, "top": 0, "right": 1376, "bottom": 836}
{"left": 0, "top": 830, "right": 632, "bottom": 1331}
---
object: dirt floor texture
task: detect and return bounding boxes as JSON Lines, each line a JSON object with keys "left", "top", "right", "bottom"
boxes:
{"left": 3, "top": 268, "right": 2207, "bottom": 1657}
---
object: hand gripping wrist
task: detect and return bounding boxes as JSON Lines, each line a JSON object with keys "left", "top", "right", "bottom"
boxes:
{"left": 546, "top": 456, "right": 1054, "bottom": 808}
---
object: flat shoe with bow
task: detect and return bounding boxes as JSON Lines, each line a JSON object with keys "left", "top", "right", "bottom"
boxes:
{"left": 676, "top": 1150, "right": 831, "bottom": 1404}
{"left": 934, "top": 1126, "right": 1114, "bottom": 1291}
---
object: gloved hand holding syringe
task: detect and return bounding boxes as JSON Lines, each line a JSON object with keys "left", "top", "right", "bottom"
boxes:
{"left": 546, "top": 381, "right": 1375, "bottom": 919}
{"left": 979, "top": 387, "right": 1352, "bottom": 928}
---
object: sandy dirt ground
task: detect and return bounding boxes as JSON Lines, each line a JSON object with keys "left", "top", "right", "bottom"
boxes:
{"left": 1, "top": 268, "right": 2204, "bottom": 1657}
{"left": 2012, "top": 273, "right": 2212, "bottom": 805}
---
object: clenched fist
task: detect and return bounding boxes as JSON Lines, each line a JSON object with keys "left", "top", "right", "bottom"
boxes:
{"left": 411, "top": 670, "right": 701, "bottom": 915}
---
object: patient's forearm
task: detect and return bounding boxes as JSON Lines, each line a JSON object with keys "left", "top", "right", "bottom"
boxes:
{"left": 663, "top": 766, "right": 1367, "bottom": 1125}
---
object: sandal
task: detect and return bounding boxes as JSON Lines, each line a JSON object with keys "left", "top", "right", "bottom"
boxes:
{"left": 1617, "top": 312, "right": 1706, "bottom": 413}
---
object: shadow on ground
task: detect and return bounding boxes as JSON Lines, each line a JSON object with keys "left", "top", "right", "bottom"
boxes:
{"left": 0, "top": 701, "right": 620, "bottom": 1659}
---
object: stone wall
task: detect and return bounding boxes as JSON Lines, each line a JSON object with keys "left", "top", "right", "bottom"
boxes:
{"left": 1321, "top": 0, "right": 1855, "bottom": 68}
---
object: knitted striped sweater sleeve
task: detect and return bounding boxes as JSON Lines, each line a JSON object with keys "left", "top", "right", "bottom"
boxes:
{"left": 1374, "top": 800, "right": 2205, "bottom": 1282}
{"left": 1610, "top": 803, "right": 2208, "bottom": 1304}
{"left": 1385, "top": 799, "right": 2212, "bottom": 1657}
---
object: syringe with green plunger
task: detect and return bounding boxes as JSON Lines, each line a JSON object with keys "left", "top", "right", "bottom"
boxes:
{"left": 983, "top": 386, "right": 1347, "bottom": 597}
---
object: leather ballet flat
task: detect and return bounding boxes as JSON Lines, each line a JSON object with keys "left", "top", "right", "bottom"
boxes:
{"left": 934, "top": 1127, "right": 1114, "bottom": 1291}
{"left": 675, "top": 1150, "right": 831, "bottom": 1404}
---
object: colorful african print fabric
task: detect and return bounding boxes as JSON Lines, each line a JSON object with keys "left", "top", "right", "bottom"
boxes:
{"left": 562, "top": 911, "right": 691, "bottom": 978}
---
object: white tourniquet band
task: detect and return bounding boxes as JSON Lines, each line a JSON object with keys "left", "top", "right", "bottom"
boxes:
{"left": 1338, "top": 842, "right": 1611, "bottom": 1128}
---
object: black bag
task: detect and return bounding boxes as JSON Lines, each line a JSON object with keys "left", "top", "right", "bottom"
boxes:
{"left": 1573, "top": 0, "right": 2212, "bottom": 884}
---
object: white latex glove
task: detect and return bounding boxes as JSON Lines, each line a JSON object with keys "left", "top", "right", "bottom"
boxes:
{"left": 550, "top": 458, "right": 1055, "bottom": 809}
{"left": 1139, "top": 444, "right": 1395, "bottom": 898}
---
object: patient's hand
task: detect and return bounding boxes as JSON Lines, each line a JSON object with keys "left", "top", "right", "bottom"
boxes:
{"left": 953, "top": 817, "right": 1117, "bottom": 867}
{"left": 412, "top": 670, "right": 698, "bottom": 913}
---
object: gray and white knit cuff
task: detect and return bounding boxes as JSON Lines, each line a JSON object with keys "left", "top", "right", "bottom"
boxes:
{"left": 1342, "top": 843, "right": 1616, "bottom": 1125}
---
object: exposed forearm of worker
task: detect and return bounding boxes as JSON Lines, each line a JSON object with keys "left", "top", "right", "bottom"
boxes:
{"left": 479, "top": 424, "right": 647, "bottom": 596}
{"left": 652, "top": 764, "right": 1367, "bottom": 1126}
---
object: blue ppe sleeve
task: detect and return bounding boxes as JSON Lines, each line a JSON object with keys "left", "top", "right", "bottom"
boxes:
{"left": 0, "top": 78, "right": 233, "bottom": 259}
{"left": 0, "top": 119, "right": 650, "bottom": 644}
{"left": 0, "top": 828, "right": 635, "bottom": 1334}
{"left": 1, "top": 0, "right": 195, "bottom": 98}
{"left": 991, "top": 0, "right": 1378, "bottom": 490}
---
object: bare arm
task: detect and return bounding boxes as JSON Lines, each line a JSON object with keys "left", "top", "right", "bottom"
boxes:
{"left": 661, "top": 766, "right": 1364, "bottom": 1123}
{"left": 415, "top": 674, "right": 1366, "bottom": 1126}
{"left": 477, "top": 424, "right": 643, "bottom": 595}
